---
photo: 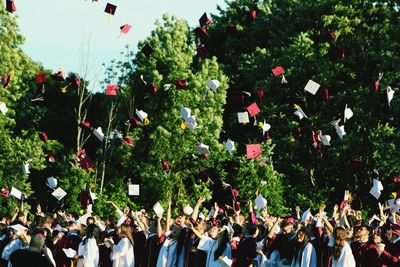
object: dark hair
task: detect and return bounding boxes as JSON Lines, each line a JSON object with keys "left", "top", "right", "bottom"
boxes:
{"left": 214, "top": 230, "right": 229, "bottom": 260}
{"left": 293, "top": 228, "right": 310, "bottom": 264}
{"left": 83, "top": 224, "right": 100, "bottom": 245}
{"left": 247, "top": 224, "right": 258, "bottom": 236}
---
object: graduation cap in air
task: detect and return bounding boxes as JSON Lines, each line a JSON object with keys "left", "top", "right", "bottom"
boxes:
{"left": 142, "top": 43, "right": 153, "bottom": 57}
{"left": 106, "top": 84, "right": 118, "bottom": 96}
{"left": 10, "top": 187, "right": 22, "bottom": 200}
{"left": 246, "top": 144, "right": 261, "bottom": 159}
{"left": 41, "top": 132, "right": 48, "bottom": 142}
{"left": 199, "top": 12, "right": 212, "bottom": 27}
{"left": 255, "top": 88, "right": 265, "bottom": 102}
{"left": 0, "top": 188, "right": 9, "bottom": 197}
{"left": 175, "top": 79, "right": 187, "bottom": 89}
{"left": 237, "top": 111, "right": 249, "bottom": 124}
{"left": 135, "top": 109, "right": 148, "bottom": 123}
{"left": 147, "top": 83, "right": 158, "bottom": 96}
{"left": 36, "top": 73, "right": 46, "bottom": 85}
{"left": 120, "top": 24, "right": 132, "bottom": 34}
{"left": 79, "top": 121, "right": 91, "bottom": 130}
{"left": 6, "top": 0, "right": 16, "bottom": 13}
{"left": 226, "top": 139, "right": 235, "bottom": 153}
{"left": 93, "top": 127, "right": 104, "bottom": 142}
{"left": 47, "top": 152, "right": 56, "bottom": 163}
{"left": 194, "top": 27, "right": 208, "bottom": 39}
{"left": 322, "top": 88, "right": 331, "bottom": 101}
{"left": 304, "top": 79, "right": 321, "bottom": 95}
{"left": 162, "top": 160, "right": 170, "bottom": 170}
{"left": 196, "top": 143, "right": 210, "bottom": 155}
{"left": 104, "top": 3, "right": 117, "bottom": 15}
{"left": 386, "top": 86, "right": 394, "bottom": 106}
{"left": 47, "top": 176, "right": 58, "bottom": 189}
{"left": 247, "top": 102, "right": 260, "bottom": 117}
{"left": 128, "top": 184, "right": 140, "bottom": 196}
{"left": 52, "top": 187, "right": 67, "bottom": 201}
{"left": 0, "top": 102, "right": 8, "bottom": 115}
{"left": 293, "top": 104, "right": 308, "bottom": 120}
{"left": 2, "top": 75, "right": 10, "bottom": 88}
{"left": 53, "top": 68, "right": 65, "bottom": 81}
{"left": 197, "top": 46, "right": 208, "bottom": 58}
{"left": 369, "top": 178, "right": 383, "bottom": 200}
{"left": 271, "top": 66, "right": 284, "bottom": 77}
{"left": 123, "top": 136, "right": 134, "bottom": 147}
{"left": 343, "top": 104, "right": 353, "bottom": 123}
{"left": 207, "top": 79, "right": 220, "bottom": 92}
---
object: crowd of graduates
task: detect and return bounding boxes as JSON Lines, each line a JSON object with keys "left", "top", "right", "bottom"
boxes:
{"left": 0, "top": 193, "right": 399, "bottom": 267}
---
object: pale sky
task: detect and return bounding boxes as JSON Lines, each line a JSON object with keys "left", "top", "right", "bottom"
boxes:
{"left": 15, "top": 0, "right": 227, "bottom": 90}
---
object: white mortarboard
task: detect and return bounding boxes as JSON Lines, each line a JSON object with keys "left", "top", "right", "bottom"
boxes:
{"left": 0, "top": 102, "right": 8, "bottom": 115}
{"left": 207, "top": 79, "right": 220, "bottom": 92}
{"left": 22, "top": 163, "right": 30, "bottom": 174}
{"left": 255, "top": 194, "right": 267, "bottom": 210}
{"left": 242, "top": 91, "right": 251, "bottom": 97}
{"left": 198, "top": 212, "right": 206, "bottom": 220}
{"left": 128, "top": 184, "right": 140, "bottom": 196}
{"left": 237, "top": 112, "right": 249, "bottom": 124}
{"left": 10, "top": 187, "right": 22, "bottom": 200}
{"left": 93, "top": 127, "right": 104, "bottom": 142}
{"left": 344, "top": 104, "right": 353, "bottom": 123}
{"left": 52, "top": 187, "right": 67, "bottom": 201}
{"left": 301, "top": 208, "right": 313, "bottom": 222}
{"left": 226, "top": 139, "right": 235, "bottom": 153}
{"left": 163, "top": 84, "right": 172, "bottom": 91}
{"left": 387, "top": 199, "right": 400, "bottom": 212}
{"left": 196, "top": 143, "right": 210, "bottom": 155}
{"left": 135, "top": 109, "right": 148, "bottom": 122}
{"left": 9, "top": 224, "right": 28, "bottom": 235}
{"left": 184, "top": 204, "right": 194, "bottom": 215}
{"left": 294, "top": 105, "right": 308, "bottom": 120}
{"left": 90, "top": 191, "right": 97, "bottom": 202}
{"left": 373, "top": 179, "right": 383, "bottom": 191}
{"left": 261, "top": 121, "right": 271, "bottom": 135}
{"left": 304, "top": 80, "right": 320, "bottom": 95}
{"left": 386, "top": 86, "right": 394, "bottom": 106}
{"left": 335, "top": 124, "right": 346, "bottom": 139}
{"left": 63, "top": 248, "right": 77, "bottom": 258}
{"left": 180, "top": 106, "right": 191, "bottom": 120}
{"left": 320, "top": 135, "right": 331, "bottom": 146}
{"left": 186, "top": 116, "right": 198, "bottom": 130}
{"left": 369, "top": 187, "right": 381, "bottom": 200}
{"left": 153, "top": 202, "right": 164, "bottom": 216}
{"left": 220, "top": 256, "right": 233, "bottom": 267}
{"left": 47, "top": 176, "right": 58, "bottom": 189}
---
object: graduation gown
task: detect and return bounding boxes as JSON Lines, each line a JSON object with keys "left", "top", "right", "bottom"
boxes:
{"left": 290, "top": 242, "right": 317, "bottom": 267}
{"left": 330, "top": 242, "right": 355, "bottom": 267}
{"left": 156, "top": 238, "right": 185, "bottom": 267}
{"left": 111, "top": 237, "right": 135, "bottom": 267}
{"left": 197, "top": 236, "right": 232, "bottom": 267}
{"left": 77, "top": 237, "right": 99, "bottom": 267}
{"left": 1, "top": 239, "right": 24, "bottom": 267}
{"left": 235, "top": 237, "right": 257, "bottom": 267}
{"left": 351, "top": 240, "right": 378, "bottom": 267}
{"left": 54, "top": 232, "right": 82, "bottom": 267}
{"left": 378, "top": 236, "right": 400, "bottom": 267}
{"left": 141, "top": 233, "right": 166, "bottom": 267}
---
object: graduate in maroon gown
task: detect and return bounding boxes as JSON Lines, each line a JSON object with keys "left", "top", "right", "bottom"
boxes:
{"left": 377, "top": 225, "right": 400, "bottom": 267}
{"left": 141, "top": 216, "right": 166, "bottom": 267}
{"left": 235, "top": 224, "right": 259, "bottom": 267}
{"left": 351, "top": 225, "right": 378, "bottom": 267}
{"left": 54, "top": 221, "right": 82, "bottom": 267}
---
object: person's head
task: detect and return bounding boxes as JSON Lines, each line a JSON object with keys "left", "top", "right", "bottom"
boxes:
{"left": 118, "top": 224, "right": 134, "bottom": 245}
{"left": 84, "top": 224, "right": 100, "bottom": 243}
{"left": 333, "top": 227, "right": 347, "bottom": 260}
{"left": 29, "top": 234, "right": 45, "bottom": 253}
{"left": 209, "top": 226, "right": 219, "bottom": 239}
{"left": 195, "top": 220, "right": 207, "bottom": 235}
{"left": 67, "top": 221, "right": 79, "bottom": 231}
{"left": 66, "top": 212, "right": 77, "bottom": 222}
{"left": 86, "top": 217, "right": 95, "bottom": 226}
{"left": 356, "top": 225, "right": 370, "bottom": 241}
{"left": 17, "top": 212, "right": 24, "bottom": 222}
{"left": 282, "top": 221, "right": 294, "bottom": 235}
{"left": 296, "top": 228, "right": 309, "bottom": 246}
{"left": 247, "top": 224, "right": 259, "bottom": 238}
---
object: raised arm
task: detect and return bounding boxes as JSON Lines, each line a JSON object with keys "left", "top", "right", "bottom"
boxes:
{"left": 165, "top": 198, "right": 172, "bottom": 232}
{"left": 192, "top": 196, "right": 206, "bottom": 221}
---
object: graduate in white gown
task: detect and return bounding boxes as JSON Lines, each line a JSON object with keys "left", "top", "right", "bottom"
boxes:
{"left": 330, "top": 227, "right": 355, "bottom": 267}
{"left": 107, "top": 224, "right": 135, "bottom": 267}
{"left": 156, "top": 226, "right": 186, "bottom": 267}
{"left": 192, "top": 223, "right": 232, "bottom": 267}
{"left": 1, "top": 226, "right": 28, "bottom": 267}
{"left": 290, "top": 228, "right": 316, "bottom": 267}
{"left": 76, "top": 224, "right": 100, "bottom": 267}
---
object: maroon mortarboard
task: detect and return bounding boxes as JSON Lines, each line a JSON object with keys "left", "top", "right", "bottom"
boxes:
{"left": 373, "top": 80, "right": 379, "bottom": 93}
{"left": 70, "top": 76, "right": 80, "bottom": 88}
{"left": 255, "top": 88, "right": 265, "bottom": 102}
{"left": 79, "top": 121, "right": 91, "bottom": 129}
{"left": 41, "top": 132, "right": 48, "bottom": 142}
{"left": 200, "top": 154, "right": 209, "bottom": 159}
{"left": 76, "top": 149, "right": 86, "bottom": 158}
{"left": 249, "top": 9, "right": 257, "bottom": 21}
{"left": 36, "top": 73, "right": 46, "bottom": 85}
{"left": 197, "top": 46, "right": 208, "bottom": 58}
{"left": 147, "top": 83, "right": 157, "bottom": 96}
{"left": 293, "top": 127, "right": 302, "bottom": 140}
{"left": 283, "top": 217, "right": 295, "bottom": 225}
{"left": 79, "top": 157, "right": 95, "bottom": 170}
{"left": 129, "top": 116, "right": 141, "bottom": 128}
{"left": 162, "top": 160, "right": 170, "bottom": 170}
{"left": 226, "top": 25, "right": 237, "bottom": 34}
{"left": 120, "top": 24, "right": 132, "bottom": 34}
{"left": 47, "top": 153, "right": 56, "bottom": 163}
{"left": 199, "top": 12, "right": 212, "bottom": 27}
{"left": 246, "top": 144, "right": 261, "bottom": 159}
{"left": 312, "top": 130, "right": 320, "bottom": 148}
{"left": 231, "top": 188, "right": 239, "bottom": 199}
{"left": 106, "top": 84, "right": 118, "bottom": 96}
{"left": 53, "top": 68, "right": 65, "bottom": 81}
{"left": 325, "top": 30, "right": 335, "bottom": 42}
{"left": 104, "top": 3, "right": 117, "bottom": 15}
{"left": 194, "top": 27, "right": 208, "bottom": 39}
{"left": 123, "top": 136, "right": 134, "bottom": 147}
{"left": 247, "top": 102, "right": 261, "bottom": 117}
{"left": 394, "top": 177, "right": 400, "bottom": 183}
{"left": 234, "top": 201, "right": 241, "bottom": 212}
{"left": 1, "top": 188, "right": 10, "bottom": 197}
{"left": 271, "top": 66, "right": 284, "bottom": 77}
{"left": 141, "top": 43, "right": 153, "bottom": 57}
{"left": 304, "top": 168, "right": 310, "bottom": 175}
{"left": 2, "top": 75, "right": 10, "bottom": 88}
{"left": 79, "top": 189, "right": 93, "bottom": 209}
{"left": 175, "top": 79, "right": 186, "bottom": 89}
{"left": 351, "top": 158, "right": 363, "bottom": 167}
{"left": 322, "top": 88, "right": 331, "bottom": 101}
{"left": 6, "top": 0, "right": 16, "bottom": 13}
